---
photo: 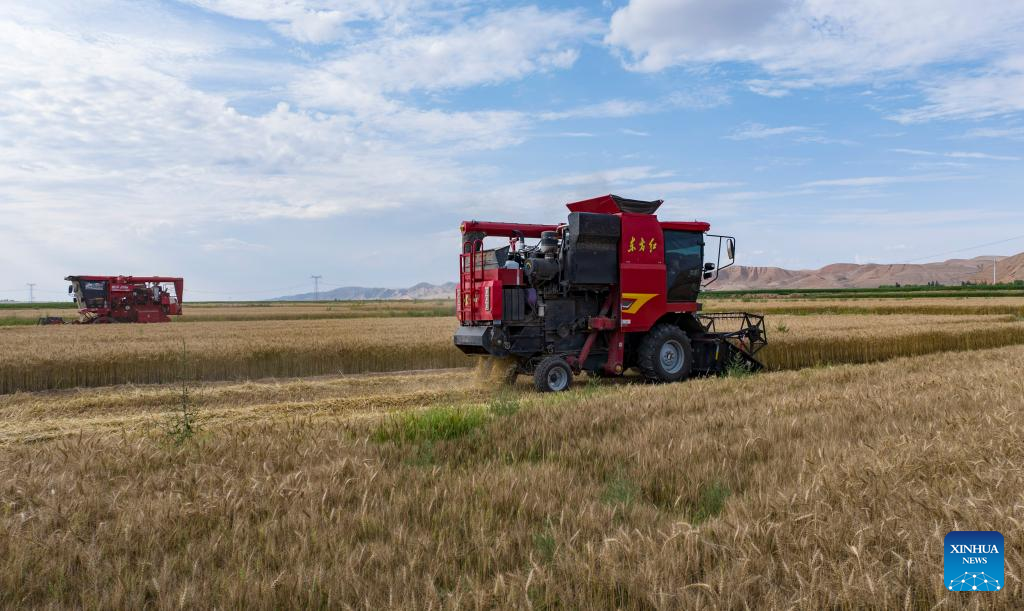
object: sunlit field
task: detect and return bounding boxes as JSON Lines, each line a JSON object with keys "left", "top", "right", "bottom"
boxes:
{"left": 4, "top": 309, "right": 1024, "bottom": 393}
{"left": 0, "top": 300, "right": 454, "bottom": 325}
{"left": 2, "top": 347, "right": 1022, "bottom": 607}
{"left": 2, "top": 295, "right": 1023, "bottom": 608}
{"left": 0, "top": 318, "right": 468, "bottom": 393}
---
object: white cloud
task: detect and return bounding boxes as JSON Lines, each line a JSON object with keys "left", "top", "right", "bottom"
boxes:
{"left": 619, "top": 128, "right": 650, "bottom": 136}
{"left": 183, "top": 0, "right": 413, "bottom": 43}
{"left": 947, "top": 151, "right": 1020, "bottom": 161}
{"left": 890, "top": 148, "right": 1020, "bottom": 161}
{"left": 201, "top": 238, "right": 267, "bottom": 252}
{"left": 962, "top": 126, "right": 1024, "bottom": 140}
{"left": 726, "top": 123, "right": 810, "bottom": 140}
{"left": 283, "top": 5, "right": 602, "bottom": 148}
{"left": 891, "top": 55, "right": 1024, "bottom": 122}
{"left": 800, "top": 174, "right": 971, "bottom": 188}
{"left": 745, "top": 78, "right": 815, "bottom": 98}
{"left": 633, "top": 181, "right": 742, "bottom": 193}
{"left": 538, "top": 89, "right": 729, "bottom": 120}
{"left": 0, "top": 1, "right": 607, "bottom": 245}
{"left": 607, "top": 0, "right": 792, "bottom": 72}
{"left": 607, "top": 0, "right": 1024, "bottom": 122}
{"left": 889, "top": 148, "right": 935, "bottom": 157}
{"left": 459, "top": 166, "right": 679, "bottom": 218}
{"left": 795, "top": 135, "right": 857, "bottom": 146}
{"left": 608, "top": 0, "right": 1024, "bottom": 78}
{"left": 0, "top": 2, "right": 511, "bottom": 274}
{"left": 297, "top": 6, "right": 598, "bottom": 99}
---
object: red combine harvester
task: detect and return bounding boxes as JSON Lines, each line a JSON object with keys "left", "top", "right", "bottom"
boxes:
{"left": 454, "top": 195, "right": 766, "bottom": 391}
{"left": 61, "top": 275, "right": 184, "bottom": 323}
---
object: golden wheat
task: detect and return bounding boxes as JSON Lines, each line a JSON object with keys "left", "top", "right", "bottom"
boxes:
{"left": 758, "top": 314, "right": 1024, "bottom": 369}
{"left": 1, "top": 346, "right": 1021, "bottom": 608}
{"left": 0, "top": 300, "right": 454, "bottom": 322}
{"left": 705, "top": 296, "right": 1024, "bottom": 316}
{"left": 5, "top": 313, "right": 1024, "bottom": 393}
{"left": 0, "top": 369, "right": 478, "bottom": 445}
{"left": 0, "top": 318, "right": 468, "bottom": 393}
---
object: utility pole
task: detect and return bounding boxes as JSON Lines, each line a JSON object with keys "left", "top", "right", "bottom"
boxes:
{"left": 26, "top": 283, "right": 35, "bottom": 303}
{"left": 993, "top": 256, "right": 997, "bottom": 285}
{"left": 310, "top": 275, "right": 322, "bottom": 301}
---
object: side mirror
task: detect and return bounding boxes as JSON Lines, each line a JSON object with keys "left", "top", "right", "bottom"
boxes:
{"left": 726, "top": 238, "right": 736, "bottom": 260}
{"left": 703, "top": 271, "right": 713, "bottom": 280}
{"left": 68, "top": 285, "right": 73, "bottom": 294}
{"left": 704, "top": 262, "right": 715, "bottom": 271}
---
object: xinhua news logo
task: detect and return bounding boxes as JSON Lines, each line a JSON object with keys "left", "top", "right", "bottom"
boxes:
{"left": 944, "top": 531, "right": 1004, "bottom": 592}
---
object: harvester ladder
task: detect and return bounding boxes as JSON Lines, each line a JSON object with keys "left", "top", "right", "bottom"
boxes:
{"left": 459, "top": 240, "right": 483, "bottom": 320}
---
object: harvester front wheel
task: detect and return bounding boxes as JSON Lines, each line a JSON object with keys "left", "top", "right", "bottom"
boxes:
{"left": 534, "top": 356, "right": 572, "bottom": 392}
{"left": 638, "top": 324, "right": 693, "bottom": 383}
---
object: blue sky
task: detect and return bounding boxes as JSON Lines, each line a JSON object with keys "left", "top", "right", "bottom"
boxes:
{"left": 2, "top": 0, "right": 1023, "bottom": 300}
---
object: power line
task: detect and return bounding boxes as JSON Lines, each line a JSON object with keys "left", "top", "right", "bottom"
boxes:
{"left": 187, "top": 283, "right": 310, "bottom": 296}
{"left": 310, "top": 275, "right": 322, "bottom": 301}
{"left": 904, "top": 233, "right": 1024, "bottom": 263}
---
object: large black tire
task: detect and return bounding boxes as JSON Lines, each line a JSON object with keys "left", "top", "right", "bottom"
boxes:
{"left": 637, "top": 324, "right": 693, "bottom": 383}
{"left": 533, "top": 356, "right": 573, "bottom": 392}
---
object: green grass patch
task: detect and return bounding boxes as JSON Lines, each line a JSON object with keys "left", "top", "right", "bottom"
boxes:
{"left": 532, "top": 530, "right": 557, "bottom": 563}
{"left": 373, "top": 405, "right": 490, "bottom": 444}
{"left": 487, "top": 394, "right": 521, "bottom": 417}
{"left": 0, "top": 318, "right": 45, "bottom": 327}
{"left": 691, "top": 481, "right": 731, "bottom": 524}
{"left": 0, "top": 302, "right": 74, "bottom": 310}
{"left": 601, "top": 475, "right": 639, "bottom": 507}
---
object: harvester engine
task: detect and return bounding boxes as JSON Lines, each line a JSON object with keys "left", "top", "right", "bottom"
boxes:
{"left": 454, "top": 195, "right": 766, "bottom": 391}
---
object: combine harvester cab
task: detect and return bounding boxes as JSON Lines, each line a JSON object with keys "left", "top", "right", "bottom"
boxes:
{"left": 453, "top": 194, "right": 766, "bottom": 391}
{"left": 60, "top": 275, "right": 184, "bottom": 324}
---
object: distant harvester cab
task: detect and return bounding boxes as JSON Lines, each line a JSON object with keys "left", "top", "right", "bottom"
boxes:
{"left": 64, "top": 275, "right": 183, "bottom": 323}
{"left": 454, "top": 195, "right": 766, "bottom": 391}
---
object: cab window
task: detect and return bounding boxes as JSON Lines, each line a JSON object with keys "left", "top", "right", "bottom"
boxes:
{"left": 663, "top": 230, "right": 704, "bottom": 302}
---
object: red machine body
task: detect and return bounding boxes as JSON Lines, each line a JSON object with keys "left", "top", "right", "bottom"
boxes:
{"left": 454, "top": 195, "right": 765, "bottom": 391}
{"left": 65, "top": 275, "right": 183, "bottom": 323}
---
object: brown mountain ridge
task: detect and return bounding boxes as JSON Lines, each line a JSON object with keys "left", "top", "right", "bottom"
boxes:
{"left": 713, "top": 254, "right": 1021, "bottom": 290}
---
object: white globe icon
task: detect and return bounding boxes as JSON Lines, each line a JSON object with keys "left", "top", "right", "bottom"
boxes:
{"left": 948, "top": 572, "right": 1001, "bottom": 591}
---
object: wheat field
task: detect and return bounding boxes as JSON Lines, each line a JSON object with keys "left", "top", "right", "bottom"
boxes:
{"left": 0, "top": 300, "right": 455, "bottom": 324}
{"left": 1, "top": 345, "right": 1021, "bottom": 608}
{"left": 0, "top": 318, "right": 469, "bottom": 393}
{"left": 706, "top": 296, "right": 1024, "bottom": 317}
{"left": 5, "top": 311, "right": 1024, "bottom": 393}
{"left": 7, "top": 296, "right": 1022, "bottom": 323}
{"left": 3, "top": 297, "right": 1024, "bottom": 607}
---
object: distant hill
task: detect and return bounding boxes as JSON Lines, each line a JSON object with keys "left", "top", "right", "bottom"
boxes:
{"left": 970, "top": 252, "right": 1024, "bottom": 284}
{"left": 274, "top": 282, "right": 455, "bottom": 301}
{"left": 713, "top": 255, "right": 1016, "bottom": 290}
{"left": 274, "top": 253, "right": 1024, "bottom": 299}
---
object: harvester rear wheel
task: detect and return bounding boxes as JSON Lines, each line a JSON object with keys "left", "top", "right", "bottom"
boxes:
{"left": 534, "top": 356, "right": 572, "bottom": 392}
{"left": 637, "top": 324, "right": 693, "bottom": 383}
